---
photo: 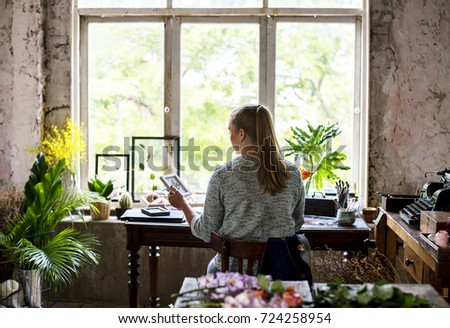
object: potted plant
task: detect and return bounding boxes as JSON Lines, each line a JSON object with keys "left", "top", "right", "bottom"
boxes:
{"left": 116, "top": 191, "right": 132, "bottom": 220}
{"left": 0, "top": 153, "right": 100, "bottom": 306}
{"left": 87, "top": 177, "right": 114, "bottom": 220}
{"left": 285, "top": 121, "right": 350, "bottom": 195}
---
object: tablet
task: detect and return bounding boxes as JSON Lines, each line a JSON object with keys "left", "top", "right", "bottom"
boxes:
{"left": 159, "top": 174, "right": 192, "bottom": 196}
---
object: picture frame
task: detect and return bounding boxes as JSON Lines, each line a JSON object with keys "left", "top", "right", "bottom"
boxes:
{"left": 159, "top": 173, "right": 192, "bottom": 196}
{"left": 95, "top": 153, "right": 130, "bottom": 193}
{"left": 131, "top": 136, "right": 180, "bottom": 201}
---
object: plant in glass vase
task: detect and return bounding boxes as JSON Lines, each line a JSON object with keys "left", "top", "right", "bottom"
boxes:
{"left": 285, "top": 121, "right": 350, "bottom": 195}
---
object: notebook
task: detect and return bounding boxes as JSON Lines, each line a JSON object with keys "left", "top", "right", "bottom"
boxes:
{"left": 120, "top": 208, "right": 185, "bottom": 223}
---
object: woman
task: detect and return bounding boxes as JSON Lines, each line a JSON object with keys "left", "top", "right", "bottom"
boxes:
{"left": 168, "top": 104, "right": 305, "bottom": 273}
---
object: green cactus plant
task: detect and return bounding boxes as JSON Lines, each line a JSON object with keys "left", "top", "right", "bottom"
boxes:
{"left": 116, "top": 191, "right": 132, "bottom": 220}
{"left": 118, "top": 192, "right": 132, "bottom": 209}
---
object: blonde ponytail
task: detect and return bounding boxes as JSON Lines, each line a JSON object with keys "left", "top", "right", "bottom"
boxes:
{"left": 230, "top": 104, "right": 290, "bottom": 195}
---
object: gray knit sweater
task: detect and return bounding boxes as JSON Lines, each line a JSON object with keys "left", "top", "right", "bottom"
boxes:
{"left": 190, "top": 155, "right": 305, "bottom": 272}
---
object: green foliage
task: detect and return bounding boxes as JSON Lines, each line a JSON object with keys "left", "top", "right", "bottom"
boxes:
{"left": 312, "top": 278, "right": 431, "bottom": 308}
{"left": 23, "top": 152, "right": 50, "bottom": 209}
{"left": 285, "top": 121, "right": 350, "bottom": 193}
{"left": 0, "top": 152, "right": 100, "bottom": 292}
{"left": 88, "top": 177, "right": 114, "bottom": 199}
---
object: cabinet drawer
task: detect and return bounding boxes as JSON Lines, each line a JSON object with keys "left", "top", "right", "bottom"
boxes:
{"left": 403, "top": 245, "right": 424, "bottom": 283}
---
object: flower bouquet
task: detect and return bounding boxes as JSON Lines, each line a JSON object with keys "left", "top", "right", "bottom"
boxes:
{"left": 173, "top": 272, "right": 305, "bottom": 308}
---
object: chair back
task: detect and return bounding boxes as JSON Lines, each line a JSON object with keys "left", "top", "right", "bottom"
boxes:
{"left": 210, "top": 231, "right": 267, "bottom": 275}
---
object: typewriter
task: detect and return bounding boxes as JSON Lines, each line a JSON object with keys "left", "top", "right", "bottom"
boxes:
{"left": 399, "top": 167, "right": 450, "bottom": 227}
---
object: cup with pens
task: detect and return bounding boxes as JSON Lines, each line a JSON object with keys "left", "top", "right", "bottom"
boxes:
{"left": 334, "top": 180, "right": 362, "bottom": 226}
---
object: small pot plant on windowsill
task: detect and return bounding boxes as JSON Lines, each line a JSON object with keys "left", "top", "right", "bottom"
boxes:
{"left": 116, "top": 191, "right": 132, "bottom": 220}
{"left": 88, "top": 177, "right": 114, "bottom": 220}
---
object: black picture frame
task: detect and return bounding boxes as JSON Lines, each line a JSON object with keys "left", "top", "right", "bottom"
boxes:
{"left": 131, "top": 136, "right": 180, "bottom": 201}
{"left": 95, "top": 153, "right": 130, "bottom": 193}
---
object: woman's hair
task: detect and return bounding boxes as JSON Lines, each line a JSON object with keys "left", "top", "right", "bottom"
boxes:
{"left": 229, "top": 104, "right": 291, "bottom": 195}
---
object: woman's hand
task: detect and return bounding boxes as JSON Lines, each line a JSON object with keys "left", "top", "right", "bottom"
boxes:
{"left": 167, "top": 186, "right": 198, "bottom": 226}
{"left": 167, "top": 186, "right": 187, "bottom": 209}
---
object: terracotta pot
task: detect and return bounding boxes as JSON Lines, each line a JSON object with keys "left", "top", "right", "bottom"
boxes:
{"left": 91, "top": 201, "right": 111, "bottom": 220}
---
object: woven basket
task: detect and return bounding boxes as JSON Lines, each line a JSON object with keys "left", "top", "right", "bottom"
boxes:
{"left": 91, "top": 201, "right": 110, "bottom": 220}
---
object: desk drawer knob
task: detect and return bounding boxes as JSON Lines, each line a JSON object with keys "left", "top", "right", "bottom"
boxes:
{"left": 405, "top": 258, "right": 414, "bottom": 266}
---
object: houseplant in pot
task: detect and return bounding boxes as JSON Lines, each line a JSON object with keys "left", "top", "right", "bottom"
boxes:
{"left": 116, "top": 191, "right": 132, "bottom": 220}
{"left": 0, "top": 152, "right": 101, "bottom": 306}
{"left": 87, "top": 177, "right": 114, "bottom": 220}
{"left": 285, "top": 121, "right": 350, "bottom": 195}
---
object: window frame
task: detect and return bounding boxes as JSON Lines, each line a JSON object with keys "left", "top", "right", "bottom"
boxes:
{"left": 73, "top": 2, "right": 369, "bottom": 200}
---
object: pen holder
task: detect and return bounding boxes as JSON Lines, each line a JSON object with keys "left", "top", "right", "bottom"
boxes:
{"left": 336, "top": 209, "right": 356, "bottom": 226}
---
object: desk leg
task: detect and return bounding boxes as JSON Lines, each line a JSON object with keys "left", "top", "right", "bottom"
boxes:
{"left": 128, "top": 248, "right": 140, "bottom": 308}
{"left": 149, "top": 245, "right": 160, "bottom": 307}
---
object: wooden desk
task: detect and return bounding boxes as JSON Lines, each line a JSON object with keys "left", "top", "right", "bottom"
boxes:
{"left": 374, "top": 208, "right": 450, "bottom": 297}
{"left": 125, "top": 216, "right": 370, "bottom": 307}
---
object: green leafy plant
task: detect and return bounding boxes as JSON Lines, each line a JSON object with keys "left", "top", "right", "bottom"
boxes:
{"left": 312, "top": 277, "right": 431, "bottom": 308}
{"left": 88, "top": 177, "right": 114, "bottom": 199}
{"left": 285, "top": 121, "right": 350, "bottom": 194}
{"left": 0, "top": 152, "right": 101, "bottom": 292}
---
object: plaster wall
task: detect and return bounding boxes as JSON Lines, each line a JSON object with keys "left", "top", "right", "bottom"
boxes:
{"left": 0, "top": 0, "right": 45, "bottom": 188}
{"left": 369, "top": 0, "right": 450, "bottom": 204}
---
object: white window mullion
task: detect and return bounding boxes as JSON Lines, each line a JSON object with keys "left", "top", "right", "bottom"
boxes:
{"left": 164, "top": 16, "right": 181, "bottom": 137}
{"left": 352, "top": 16, "right": 362, "bottom": 197}
{"left": 79, "top": 16, "right": 89, "bottom": 189}
{"left": 259, "top": 15, "right": 276, "bottom": 115}
{"left": 359, "top": 1, "right": 370, "bottom": 203}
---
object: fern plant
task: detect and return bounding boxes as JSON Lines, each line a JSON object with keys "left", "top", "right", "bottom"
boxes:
{"left": 0, "top": 152, "right": 101, "bottom": 292}
{"left": 285, "top": 121, "right": 350, "bottom": 195}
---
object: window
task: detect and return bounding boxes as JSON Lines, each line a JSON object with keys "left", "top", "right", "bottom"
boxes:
{"left": 75, "top": 1, "right": 368, "bottom": 199}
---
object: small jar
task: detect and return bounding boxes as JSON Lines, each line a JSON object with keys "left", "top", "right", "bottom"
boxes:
{"left": 336, "top": 209, "right": 356, "bottom": 226}
{"left": 362, "top": 207, "right": 378, "bottom": 223}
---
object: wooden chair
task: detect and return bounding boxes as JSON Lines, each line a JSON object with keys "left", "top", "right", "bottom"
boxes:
{"left": 210, "top": 231, "right": 267, "bottom": 275}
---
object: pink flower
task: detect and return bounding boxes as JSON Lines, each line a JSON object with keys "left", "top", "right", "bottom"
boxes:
{"left": 282, "top": 287, "right": 304, "bottom": 307}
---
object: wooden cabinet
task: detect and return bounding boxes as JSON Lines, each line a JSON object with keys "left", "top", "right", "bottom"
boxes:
{"left": 375, "top": 208, "right": 450, "bottom": 298}
{"left": 403, "top": 245, "right": 424, "bottom": 283}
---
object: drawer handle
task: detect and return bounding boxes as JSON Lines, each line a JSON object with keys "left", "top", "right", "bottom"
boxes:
{"left": 405, "top": 258, "right": 414, "bottom": 266}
